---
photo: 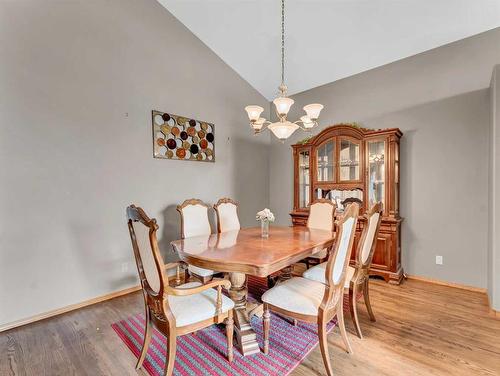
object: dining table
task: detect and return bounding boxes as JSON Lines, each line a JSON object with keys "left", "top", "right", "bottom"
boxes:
{"left": 170, "top": 225, "right": 336, "bottom": 356}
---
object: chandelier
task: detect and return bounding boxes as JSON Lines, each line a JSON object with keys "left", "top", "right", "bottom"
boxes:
{"left": 244, "top": 0, "right": 324, "bottom": 141}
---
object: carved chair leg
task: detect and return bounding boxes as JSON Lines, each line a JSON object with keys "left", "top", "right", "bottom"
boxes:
{"left": 225, "top": 310, "right": 234, "bottom": 362}
{"left": 164, "top": 327, "right": 176, "bottom": 376}
{"left": 363, "top": 279, "right": 376, "bottom": 322}
{"left": 349, "top": 283, "right": 363, "bottom": 339}
{"left": 337, "top": 303, "right": 353, "bottom": 354}
{"left": 136, "top": 307, "right": 152, "bottom": 370}
{"left": 318, "top": 314, "right": 333, "bottom": 376}
{"left": 263, "top": 303, "right": 271, "bottom": 355}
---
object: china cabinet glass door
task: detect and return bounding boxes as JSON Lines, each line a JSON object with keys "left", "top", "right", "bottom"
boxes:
{"left": 298, "top": 150, "right": 310, "bottom": 208}
{"left": 367, "top": 140, "right": 385, "bottom": 209}
{"left": 317, "top": 141, "right": 334, "bottom": 182}
{"left": 339, "top": 138, "right": 360, "bottom": 181}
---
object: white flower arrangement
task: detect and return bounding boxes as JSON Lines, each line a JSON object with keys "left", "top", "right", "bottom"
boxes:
{"left": 256, "top": 208, "right": 275, "bottom": 223}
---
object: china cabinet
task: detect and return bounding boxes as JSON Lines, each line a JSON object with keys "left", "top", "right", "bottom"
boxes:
{"left": 291, "top": 124, "right": 403, "bottom": 284}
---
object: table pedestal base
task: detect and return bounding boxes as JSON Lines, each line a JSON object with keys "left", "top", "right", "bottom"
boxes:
{"left": 227, "top": 268, "right": 294, "bottom": 356}
{"left": 228, "top": 272, "right": 261, "bottom": 356}
{"left": 233, "top": 309, "right": 261, "bottom": 356}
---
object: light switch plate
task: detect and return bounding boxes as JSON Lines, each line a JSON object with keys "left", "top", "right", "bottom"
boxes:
{"left": 436, "top": 255, "right": 443, "bottom": 265}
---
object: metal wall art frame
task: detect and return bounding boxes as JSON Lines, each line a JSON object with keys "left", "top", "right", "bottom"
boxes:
{"left": 152, "top": 110, "right": 215, "bottom": 162}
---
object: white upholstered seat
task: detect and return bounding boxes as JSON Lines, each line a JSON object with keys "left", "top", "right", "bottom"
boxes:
{"left": 132, "top": 221, "right": 161, "bottom": 293}
{"left": 303, "top": 263, "right": 355, "bottom": 288}
{"left": 303, "top": 201, "right": 335, "bottom": 261}
{"left": 169, "top": 282, "right": 235, "bottom": 327}
{"left": 261, "top": 277, "right": 327, "bottom": 316}
{"left": 187, "top": 265, "right": 215, "bottom": 277}
{"left": 215, "top": 200, "right": 241, "bottom": 233}
{"left": 308, "top": 202, "right": 335, "bottom": 231}
{"left": 178, "top": 200, "right": 216, "bottom": 278}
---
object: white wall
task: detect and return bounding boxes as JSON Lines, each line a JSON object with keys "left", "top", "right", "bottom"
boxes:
{"left": 0, "top": 0, "right": 270, "bottom": 327}
{"left": 269, "top": 28, "right": 500, "bottom": 288}
{"left": 489, "top": 65, "right": 500, "bottom": 310}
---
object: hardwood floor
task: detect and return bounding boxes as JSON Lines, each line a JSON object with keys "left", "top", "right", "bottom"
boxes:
{"left": 1, "top": 278, "right": 499, "bottom": 376}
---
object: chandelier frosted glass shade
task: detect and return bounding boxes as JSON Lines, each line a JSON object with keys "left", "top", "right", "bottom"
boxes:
{"left": 303, "top": 103, "right": 324, "bottom": 120}
{"left": 252, "top": 117, "right": 266, "bottom": 131}
{"left": 268, "top": 121, "right": 299, "bottom": 140}
{"left": 300, "top": 115, "right": 314, "bottom": 128}
{"left": 273, "top": 97, "right": 294, "bottom": 116}
{"left": 245, "top": 105, "right": 264, "bottom": 122}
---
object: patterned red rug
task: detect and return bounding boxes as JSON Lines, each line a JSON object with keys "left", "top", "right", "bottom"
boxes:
{"left": 112, "top": 276, "right": 339, "bottom": 376}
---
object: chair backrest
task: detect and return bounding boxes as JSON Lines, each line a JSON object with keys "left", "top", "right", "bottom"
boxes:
{"left": 177, "top": 199, "right": 212, "bottom": 238}
{"left": 322, "top": 203, "right": 359, "bottom": 301}
{"left": 341, "top": 197, "right": 363, "bottom": 210}
{"left": 356, "top": 202, "right": 383, "bottom": 267}
{"left": 214, "top": 198, "right": 241, "bottom": 233}
{"left": 126, "top": 205, "right": 165, "bottom": 295}
{"left": 307, "top": 199, "right": 336, "bottom": 231}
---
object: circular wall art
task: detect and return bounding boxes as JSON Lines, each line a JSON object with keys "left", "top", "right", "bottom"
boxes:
{"left": 152, "top": 110, "right": 215, "bottom": 162}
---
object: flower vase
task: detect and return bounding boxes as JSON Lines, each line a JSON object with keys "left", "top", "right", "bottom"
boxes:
{"left": 261, "top": 220, "right": 269, "bottom": 238}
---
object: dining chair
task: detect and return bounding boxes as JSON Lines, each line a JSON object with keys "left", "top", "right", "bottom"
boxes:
{"left": 214, "top": 197, "right": 241, "bottom": 233}
{"left": 126, "top": 205, "right": 234, "bottom": 376}
{"left": 261, "top": 203, "right": 359, "bottom": 376}
{"left": 341, "top": 197, "right": 363, "bottom": 210}
{"left": 177, "top": 199, "right": 216, "bottom": 283}
{"left": 302, "top": 199, "right": 337, "bottom": 268}
{"left": 303, "top": 202, "right": 383, "bottom": 339}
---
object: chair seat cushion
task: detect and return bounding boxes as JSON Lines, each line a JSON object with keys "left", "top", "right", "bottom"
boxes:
{"left": 168, "top": 282, "right": 234, "bottom": 327}
{"left": 188, "top": 265, "right": 215, "bottom": 277}
{"left": 261, "top": 277, "right": 326, "bottom": 316}
{"left": 303, "top": 263, "right": 355, "bottom": 288}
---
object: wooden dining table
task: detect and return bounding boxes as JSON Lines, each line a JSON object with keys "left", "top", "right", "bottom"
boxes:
{"left": 170, "top": 225, "right": 335, "bottom": 356}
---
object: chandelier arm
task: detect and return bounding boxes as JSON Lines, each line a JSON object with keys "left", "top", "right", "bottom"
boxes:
{"left": 293, "top": 120, "right": 319, "bottom": 131}
{"left": 250, "top": 121, "right": 272, "bottom": 134}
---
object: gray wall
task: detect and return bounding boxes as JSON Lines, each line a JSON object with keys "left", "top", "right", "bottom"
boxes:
{"left": 0, "top": 0, "right": 269, "bottom": 327}
{"left": 489, "top": 65, "right": 500, "bottom": 310}
{"left": 270, "top": 28, "right": 500, "bottom": 288}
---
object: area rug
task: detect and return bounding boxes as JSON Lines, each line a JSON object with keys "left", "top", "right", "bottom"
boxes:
{"left": 112, "top": 276, "right": 339, "bottom": 376}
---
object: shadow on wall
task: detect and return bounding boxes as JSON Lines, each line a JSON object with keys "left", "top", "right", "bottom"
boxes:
{"left": 230, "top": 136, "right": 270, "bottom": 227}
{"left": 69, "top": 219, "right": 138, "bottom": 292}
{"left": 159, "top": 204, "right": 181, "bottom": 264}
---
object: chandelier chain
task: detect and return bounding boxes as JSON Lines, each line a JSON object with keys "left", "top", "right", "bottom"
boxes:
{"left": 281, "top": 0, "right": 285, "bottom": 88}
{"left": 244, "top": 0, "right": 323, "bottom": 140}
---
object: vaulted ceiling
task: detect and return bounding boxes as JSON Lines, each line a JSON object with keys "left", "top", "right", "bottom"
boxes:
{"left": 159, "top": 0, "right": 500, "bottom": 100}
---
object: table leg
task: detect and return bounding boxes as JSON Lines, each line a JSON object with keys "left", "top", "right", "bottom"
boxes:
{"left": 228, "top": 272, "right": 261, "bottom": 356}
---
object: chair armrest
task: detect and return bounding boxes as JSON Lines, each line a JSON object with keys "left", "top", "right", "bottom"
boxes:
{"left": 165, "top": 278, "right": 231, "bottom": 296}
